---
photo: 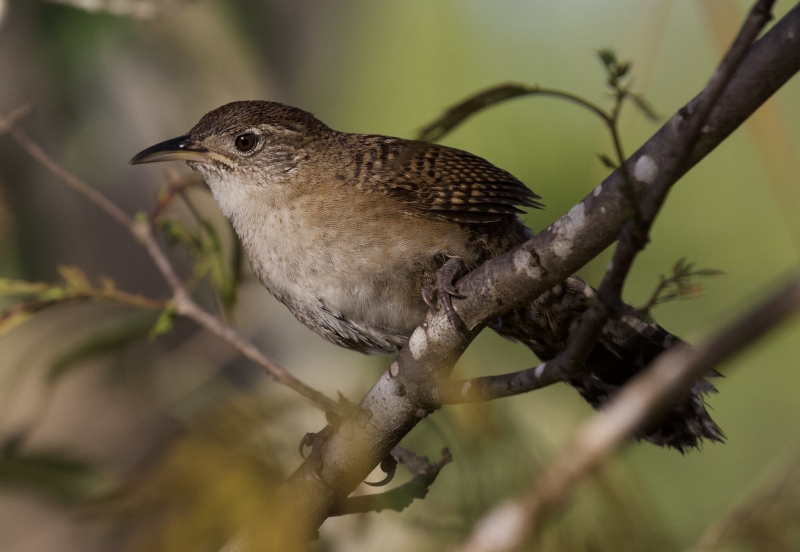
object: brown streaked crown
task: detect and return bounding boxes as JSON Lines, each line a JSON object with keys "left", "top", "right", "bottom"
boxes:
{"left": 188, "top": 100, "right": 330, "bottom": 141}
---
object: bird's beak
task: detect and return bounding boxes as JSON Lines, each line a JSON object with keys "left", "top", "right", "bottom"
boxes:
{"left": 129, "top": 135, "right": 231, "bottom": 165}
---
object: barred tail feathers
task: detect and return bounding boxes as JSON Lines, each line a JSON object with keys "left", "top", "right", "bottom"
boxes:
{"left": 495, "top": 276, "right": 724, "bottom": 452}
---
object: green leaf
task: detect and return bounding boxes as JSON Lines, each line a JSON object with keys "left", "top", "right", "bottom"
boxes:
{"left": 150, "top": 303, "right": 177, "bottom": 339}
{"left": 157, "top": 218, "right": 200, "bottom": 248}
{"left": 597, "top": 47, "right": 618, "bottom": 69}
{"left": 57, "top": 265, "right": 92, "bottom": 293}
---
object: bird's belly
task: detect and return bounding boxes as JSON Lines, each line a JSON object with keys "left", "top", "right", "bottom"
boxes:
{"left": 240, "top": 209, "right": 433, "bottom": 353}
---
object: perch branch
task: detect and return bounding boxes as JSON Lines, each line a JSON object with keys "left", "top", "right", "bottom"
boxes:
{"left": 280, "top": 1, "right": 800, "bottom": 536}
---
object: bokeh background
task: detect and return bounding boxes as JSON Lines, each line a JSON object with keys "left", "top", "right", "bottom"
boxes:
{"left": 1, "top": 1, "right": 800, "bottom": 551}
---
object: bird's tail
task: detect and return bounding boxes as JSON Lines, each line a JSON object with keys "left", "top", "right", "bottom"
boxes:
{"left": 495, "top": 275, "right": 724, "bottom": 452}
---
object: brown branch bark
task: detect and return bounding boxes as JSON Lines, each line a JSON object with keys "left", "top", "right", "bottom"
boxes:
{"left": 455, "top": 274, "right": 800, "bottom": 552}
{"left": 280, "top": 1, "right": 800, "bottom": 537}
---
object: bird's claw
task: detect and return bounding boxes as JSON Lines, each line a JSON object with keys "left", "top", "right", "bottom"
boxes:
{"left": 423, "top": 257, "right": 469, "bottom": 335}
{"left": 363, "top": 453, "right": 398, "bottom": 487}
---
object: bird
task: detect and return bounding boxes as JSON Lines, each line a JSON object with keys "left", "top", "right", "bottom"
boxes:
{"left": 131, "top": 100, "right": 723, "bottom": 451}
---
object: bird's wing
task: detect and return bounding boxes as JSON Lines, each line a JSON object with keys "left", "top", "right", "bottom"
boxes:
{"left": 351, "top": 136, "right": 543, "bottom": 224}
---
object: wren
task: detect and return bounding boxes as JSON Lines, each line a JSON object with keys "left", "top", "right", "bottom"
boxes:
{"left": 131, "top": 100, "right": 723, "bottom": 450}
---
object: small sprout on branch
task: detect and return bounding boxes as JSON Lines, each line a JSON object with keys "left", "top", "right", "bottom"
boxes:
{"left": 149, "top": 302, "right": 177, "bottom": 339}
{"left": 0, "top": 266, "right": 166, "bottom": 336}
{"left": 640, "top": 257, "right": 725, "bottom": 317}
{"left": 156, "top": 217, "right": 237, "bottom": 306}
{"left": 597, "top": 47, "right": 631, "bottom": 89}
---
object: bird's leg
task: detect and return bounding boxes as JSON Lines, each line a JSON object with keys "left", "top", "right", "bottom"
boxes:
{"left": 422, "top": 257, "right": 469, "bottom": 333}
{"left": 299, "top": 424, "right": 334, "bottom": 479}
{"left": 299, "top": 402, "right": 398, "bottom": 486}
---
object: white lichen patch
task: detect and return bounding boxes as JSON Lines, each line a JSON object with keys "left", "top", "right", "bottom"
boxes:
{"left": 408, "top": 327, "right": 428, "bottom": 360}
{"left": 634, "top": 155, "right": 658, "bottom": 185}
{"left": 534, "top": 362, "right": 546, "bottom": 379}
{"left": 550, "top": 202, "right": 586, "bottom": 259}
{"left": 621, "top": 314, "right": 650, "bottom": 333}
{"left": 513, "top": 248, "right": 542, "bottom": 280}
{"left": 593, "top": 184, "right": 603, "bottom": 197}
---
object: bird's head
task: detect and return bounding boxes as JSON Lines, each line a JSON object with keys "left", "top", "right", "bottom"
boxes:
{"left": 130, "top": 101, "right": 331, "bottom": 210}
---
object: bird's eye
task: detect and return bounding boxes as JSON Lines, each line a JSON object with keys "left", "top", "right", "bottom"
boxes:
{"left": 234, "top": 133, "right": 257, "bottom": 153}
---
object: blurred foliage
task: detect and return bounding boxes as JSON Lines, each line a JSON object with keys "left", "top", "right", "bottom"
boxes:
{"left": 103, "top": 395, "right": 304, "bottom": 552}
{"left": 0, "top": 434, "right": 111, "bottom": 504}
{"left": 47, "top": 311, "right": 159, "bottom": 382}
{"left": 695, "top": 449, "right": 800, "bottom": 552}
{"left": 1, "top": 1, "right": 800, "bottom": 552}
{"left": 0, "top": 265, "right": 165, "bottom": 335}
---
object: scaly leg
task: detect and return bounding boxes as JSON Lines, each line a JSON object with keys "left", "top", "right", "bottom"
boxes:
{"left": 421, "top": 257, "right": 469, "bottom": 333}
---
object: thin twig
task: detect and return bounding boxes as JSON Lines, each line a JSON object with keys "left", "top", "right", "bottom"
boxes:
{"left": 0, "top": 112, "right": 341, "bottom": 414}
{"left": 0, "top": 104, "right": 33, "bottom": 137}
{"left": 7, "top": 125, "right": 133, "bottom": 229}
{"left": 455, "top": 274, "right": 800, "bottom": 552}
{"left": 598, "top": 0, "right": 775, "bottom": 307}
{"left": 416, "top": 83, "right": 612, "bottom": 144}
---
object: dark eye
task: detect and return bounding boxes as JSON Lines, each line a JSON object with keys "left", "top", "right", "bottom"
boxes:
{"left": 234, "top": 133, "right": 257, "bottom": 152}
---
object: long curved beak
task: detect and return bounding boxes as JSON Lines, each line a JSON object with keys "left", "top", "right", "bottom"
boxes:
{"left": 129, "top": 135, "right": 230, "bottom": 165}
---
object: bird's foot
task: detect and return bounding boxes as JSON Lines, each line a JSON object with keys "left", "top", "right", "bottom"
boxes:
{"left": 422, "top": 257, "right": 469, "bottom": 334}
{"left": 299, "top": 402, "right": 384, "bottom": 484}
{"left": 299, "top": 425, "right": 333, "bottom": 479}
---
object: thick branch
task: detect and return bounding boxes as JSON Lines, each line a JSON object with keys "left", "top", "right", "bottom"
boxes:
{"left": 281, "top": 2, "right": 800, "bottom": 535}
{"left": 455, "top": 274, "right": 800, "bottom": 552}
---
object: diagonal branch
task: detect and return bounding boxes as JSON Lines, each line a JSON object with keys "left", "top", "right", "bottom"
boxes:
{"left": 280, "top": 1, "right": 800, "bottom": 537}
{"left": 454, "top": 274, "right": 800, "bottom": 552}
{"left": 0, "top": 117, "right": 341, "bottom": 414}
{"left": 444, "top": 0, "right": 774, "bottom": 413}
